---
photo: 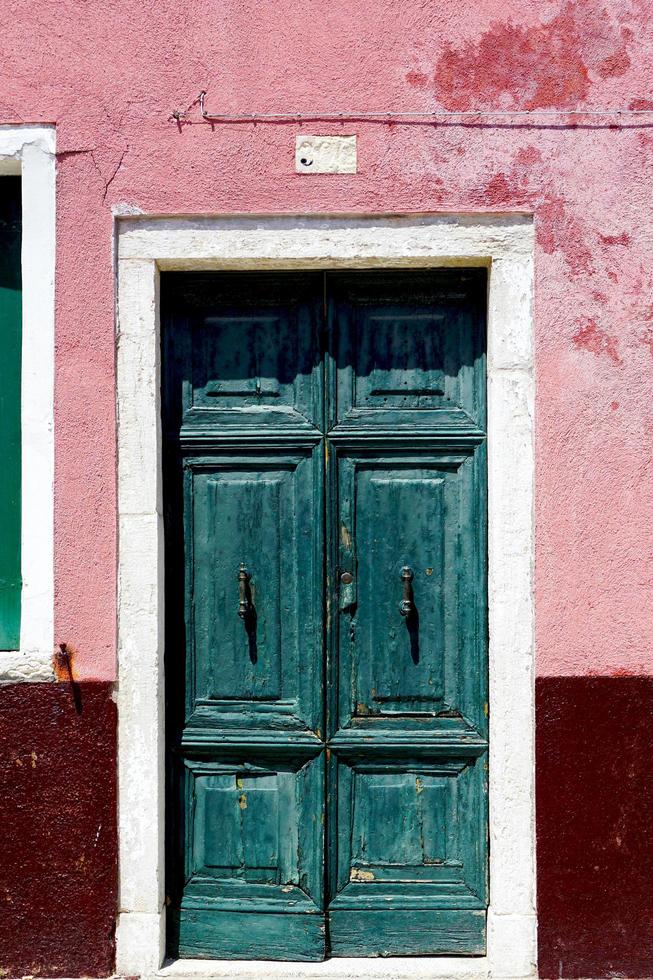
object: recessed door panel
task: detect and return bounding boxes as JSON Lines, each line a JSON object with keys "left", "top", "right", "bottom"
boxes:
{"left": 354, "top": 310, "right": 447, "bottom": 408}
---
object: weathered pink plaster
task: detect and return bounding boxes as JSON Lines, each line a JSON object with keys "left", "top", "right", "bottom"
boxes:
{"left": 2, "top": 0, "right": 652, "bottom": 679}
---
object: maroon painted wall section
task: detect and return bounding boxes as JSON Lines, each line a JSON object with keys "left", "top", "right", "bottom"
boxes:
{"left": 537, "top": 677, "right": 653, "bottom": 978}
{"left": 0, "top": 683, "right": 117, "bottom": 977}
{"left": 3, "top": 676, "right": 652, "bottom": 977}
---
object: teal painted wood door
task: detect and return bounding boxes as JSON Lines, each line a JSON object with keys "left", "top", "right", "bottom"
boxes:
{"left": 162, "top": 270, "right": 488, "bottom": 961}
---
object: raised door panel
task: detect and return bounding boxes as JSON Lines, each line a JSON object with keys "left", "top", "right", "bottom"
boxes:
{"left": 162, "top": 272, "right": 323, "bottom": 436}
{"left": 327, "top": 749, "right": 486, "bottom": 955}
{"left": 333, "top": 446, "right": 487, "bottom": 740}
{"left": 183, "top": 446, "right": 323, "bottom": 742}
{"left": 330, "top": 755, "right": 486, "bottom": 909}
{"left": 328, "top": 269, "right": 486, "bottom": 434}
{"left": 173, "top": 751, "right": 325, "bottom": 960}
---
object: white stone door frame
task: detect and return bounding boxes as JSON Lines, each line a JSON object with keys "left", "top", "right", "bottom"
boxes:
{"left": 116, "top": 214, "right": 536, "bottom": 980}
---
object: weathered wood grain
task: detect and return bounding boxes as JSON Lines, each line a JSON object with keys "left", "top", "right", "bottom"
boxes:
{"left": 163, "top": 269, "right": 488, "bottom": 959}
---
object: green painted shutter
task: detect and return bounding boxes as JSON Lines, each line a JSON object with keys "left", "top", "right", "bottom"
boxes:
{"left": 0, "top": 177, "right": 22, "bottom": 651}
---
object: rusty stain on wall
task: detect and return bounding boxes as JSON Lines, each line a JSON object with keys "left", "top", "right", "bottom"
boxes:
{"left": 572, "top": 317, "right": 622, "bottom": 364}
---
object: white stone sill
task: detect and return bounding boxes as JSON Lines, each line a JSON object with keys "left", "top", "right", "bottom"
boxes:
{"left": 13, "top": 973, "right": 628, "bottom": 980}
{"left": 0, "top": 649, "right": 54, "bottom": 683}
{"left": 153, "top": 957, "right": 492, "bottom": 980}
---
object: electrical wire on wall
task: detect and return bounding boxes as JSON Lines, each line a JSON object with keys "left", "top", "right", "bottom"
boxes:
{"left": 169, "top": 90, "right": 653, "bottom": 128}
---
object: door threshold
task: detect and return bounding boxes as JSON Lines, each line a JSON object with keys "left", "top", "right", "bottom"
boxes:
{"left": 155, "top": 956, "right": 491, "bottom": 980}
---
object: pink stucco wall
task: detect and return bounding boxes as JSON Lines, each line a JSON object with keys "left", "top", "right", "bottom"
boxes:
{"left": 3, "top": 0, "right": 652, "bottom": 680}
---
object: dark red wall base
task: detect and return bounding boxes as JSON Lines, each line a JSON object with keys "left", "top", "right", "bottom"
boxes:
{"left": 0, "top": 682, "right": 117, "bottom": 977}
{"left": 537, "top": 676, "right": 653, "bottom": 978}
{"left": 2, "top": 676, "right": 652, "bottom": 977}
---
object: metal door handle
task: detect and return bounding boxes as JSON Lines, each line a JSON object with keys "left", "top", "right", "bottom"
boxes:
{"left": 238, "top": 563, "right": 252, "bottom": 619}
{"left": 399, "top": 566, "right": 414, "bottom": 617}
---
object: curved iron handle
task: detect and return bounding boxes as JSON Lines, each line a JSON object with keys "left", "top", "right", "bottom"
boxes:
{"left": 399, "top": 566, "right": 414, "bottom": 617}
{"left": 238, "top": 563, "right": 252, "bottom": 619}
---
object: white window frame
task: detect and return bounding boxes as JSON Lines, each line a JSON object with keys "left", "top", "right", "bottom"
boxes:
{"left": 116, "top": 214, "right": 536, "bottom": 980}
{"left": 0, "top": 126, "right": 55, "bottom": 682}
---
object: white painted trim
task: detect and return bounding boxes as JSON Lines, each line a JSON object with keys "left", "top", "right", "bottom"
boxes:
{"left": 0, "top": 126, "right": 55, "bottom": 683}
{"left": 116, "top": 214, "right": 536, "bottom": 979}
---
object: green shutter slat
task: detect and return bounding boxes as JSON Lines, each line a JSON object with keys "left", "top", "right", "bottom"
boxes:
{"left": 0, "top": 176, "right": 22, "bottom": 651}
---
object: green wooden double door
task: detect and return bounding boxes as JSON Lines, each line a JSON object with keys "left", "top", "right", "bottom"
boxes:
{"left": 162, "top": 269, "right": 488, "bottom": 961}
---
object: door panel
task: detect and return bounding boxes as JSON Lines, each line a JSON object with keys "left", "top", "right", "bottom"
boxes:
{"left": 327, "top": 909, "right": 486, "bottom": 957}
{"left": 175, "top": 751, "right": 325, "bottom": 960}
{"left": 163, "top": 269, "right": 488, "bottom": 961}
{"left": 163, "top": 272, "right": 323, "bottom": 436}
{"left": 334, "top": 447, "right": 487, "bottom": 730}
{"left": 329, "top": 270, "right": 486, "bottom": 434}
{"left": 177, "top": 908, "right": 326, "bottom": 962}
{"left": 183, "top": 755, "right": 324, "bottom": 902}
{"left": 331, "top": 755, "right": 486, "bottom": 907}
{"left": 327, "top": 753, "right": 486, "bottom": 955}
{"left": 184, "top": 447, "right": 323, "bottom": 738}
